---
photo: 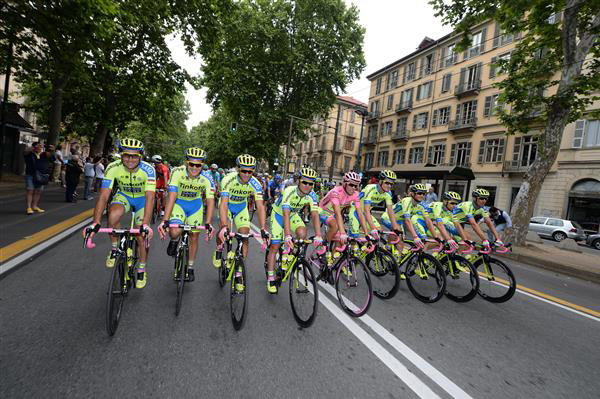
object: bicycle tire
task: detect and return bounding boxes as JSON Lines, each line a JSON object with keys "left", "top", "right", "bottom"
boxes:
{"left": 175, "top": 246, "right": 187, "bottom": 316}
{"left": 474, "top": 257, "right": 516, "bottom": 303}
{"left": 335, "top": 256, "right": 372, "bottom": 317}
{"left": 218, "top": 246, "right": 229, "bottom": 288}
{"left": 365, "top": 248, "right": 401, "bottom": 300}
{"left": 405, "top": 253, "right": 446, "bottom": 303}
{"left": 106, "top": 255, "right": 126, "bottom": 336}
{"left": 230, "top": 257, "right": 248, "bottom": 330}
{"left": 441, "top": 255, "right": 479, "bottom": 302}
{"left": 289, "top": 259, "right": 318, "bottom": 328}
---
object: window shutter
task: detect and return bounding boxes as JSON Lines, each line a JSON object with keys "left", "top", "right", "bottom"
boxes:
{"left": 498, "top": 138, "right": 506, "bottom": 162}
{"left": 459, "top": 68, "right": 466, "bottom": 90}
{"left": 440, "top": 144, "right": 446, "bottom": 163}
{"left": 418, "top": 58, "right": 424, "bottom": 78}
{"left": 439, "top": 47, "right": 446, "bottom": 70}
{"left": 493, "top": 23, "right": 500, "bottom": 48}
{"left": 445, "top": 73, "right": 452, "bottom": 92}
{"left": 478, "top": 140, "right": 486, "bottom": 163}
{"left": 423, "top": 112, "right": 429, "bottom": 128}
{"left": 413, "top": 115, "right": 417, "bottom": 131}
{"left": 432, "top": 109, "right": 438, "bottom": 127}
{"left": 427, "top": 82, "right": 432, "bottom": 98}
{"left": 409, "top": 148, "right": 414, "bottom": 164}
{"left": 455, "top": 103, "right": 462, "bottom": 122}
{"left": 489, "top": 57, "right": 497, "bottom": 78}
{"left": 466, "top": 142, "right": 472, "bottom": 163}
{"left": 512, "top": 137, "right": 521, "bottom": 162}
{"left": 463, "top": 48, "right": 468, "bottom": 61}
{"left": 572, "top": 119, "right": 585, "bottom": 148}
{"left": 449, "top": 144, "right": 456, "bottom": 165}
{"left": 416, "top": 85, "right": 421, "bottom": 100}
{"left": 515, "top": 31, "right": 522, "bottom": 40}
{"left": 480, "top": 27, "right": 487, "bottom": 53}
{"left": 476, "top": 62, "right": 483, "bottom": 82}
{"left": 484, "top": 96, "right": 492, "bottom": 116}
{"left": 403, "top": 67, "right": 407, "bottom": 83}
{"left": 428, "top": 146, "right": 433, "bottom": 163}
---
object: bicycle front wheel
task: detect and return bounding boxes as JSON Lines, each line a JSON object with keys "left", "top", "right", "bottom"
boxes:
{"left": 106, "top": 255, "right": 126, "bottom": 336}
{"left": 405, "top": 253, "right": 446, "bottom": 303}
{"left": 474, "top": 257, "right": 516, "bottom": 303}
{"left": 335, "top": 257, "right": 372, "bottom": 317}
{"left": 175, "top": 247, "right": 187, "bottom": 316}
{"left": 365, "top": 248, "right": 401, "bottom": 300}
{"left": 289, "top": 259, "right": 318, "bottom": 328}
{"left": 441, "top": 255, "right": 479, "bottom": 302}
{"left": 230, "top": 257, "right": 248, "bottom": 330}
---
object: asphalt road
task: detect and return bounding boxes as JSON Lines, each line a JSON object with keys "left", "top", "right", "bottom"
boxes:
{"left": 1, "top": 216, "right": 599, "bottom": 398}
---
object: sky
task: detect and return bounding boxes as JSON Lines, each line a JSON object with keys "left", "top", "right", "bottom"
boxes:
{"left": 166, "top": 0, "right": 452, "bottom": 130}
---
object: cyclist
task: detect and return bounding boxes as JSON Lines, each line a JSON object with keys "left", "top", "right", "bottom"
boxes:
{"left": 349, "top": 170, "right": 403, "bottom": 240}
{"left": 319, "top": 171, "right": 370, "bottom": 246}
{"left": 265, "top": 167, "right": 322, "bottom": 294}
{"left": 210, "top": 163, "right": 221, "bottom": 192}
{"left": 158, "top": 148, "right": 215, "bottom": 282}
{"left": 83, "top": 138, "right": 155, "bottom": 289}
{"left": 453, "top": 188, "right": 504, "bottom": 249}
{"left": 423, "top": 191, "right": 464, "bottom": 253}
{"left": 213, "top": 154, "right": 269, "bottom": 268}
{"left": 152, "top": 155, "right": 170, "bottom": 217}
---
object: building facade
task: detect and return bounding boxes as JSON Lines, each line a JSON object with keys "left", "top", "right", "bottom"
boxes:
{"left": 363, "top": 18, "right": 600, "bottom": 225}
{"left": 288, "top": 96, "right": 368, "bottom": 182}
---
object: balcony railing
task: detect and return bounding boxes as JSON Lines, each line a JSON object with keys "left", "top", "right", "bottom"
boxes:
{"left": 449, "top": 116, "right": 477, "bottom": 132}
{"left": 362, "top": 135, "right": 376, "bottom": 145}
{"left": 395, "top": 99, "right": 412, "bottom": 114}
{"left": 454, "top": 79, "right": 481, "bottom": 98}
{"left": 504, "top": 160, "right": 533, "bottom": 173}
{"left": 367, "top": 111, "right": 381, "bottom": 121}
{"left": 392, "top": 130, "right": 408, "bottom": 141}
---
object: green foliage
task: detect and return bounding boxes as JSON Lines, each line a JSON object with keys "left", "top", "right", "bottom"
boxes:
{"left": 199, "top": 0, "right": 366, "bottom": 161}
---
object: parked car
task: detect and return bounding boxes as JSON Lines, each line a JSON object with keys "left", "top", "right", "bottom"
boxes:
{"left": 528, "top": 217, "right": 586, "bottom": 242}
{"left": 579, "top": 222, "right": 600, "bottom": 237}
{"left": 586, "top": 231, "right": 600, "bottom": 250}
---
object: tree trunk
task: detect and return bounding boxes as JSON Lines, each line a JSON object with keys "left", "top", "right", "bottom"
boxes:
{"left": 90, "top": 92, "right": 115, "bottom": 156}
{"left": 46, "top": 75, "right": 68, "bottom": 146}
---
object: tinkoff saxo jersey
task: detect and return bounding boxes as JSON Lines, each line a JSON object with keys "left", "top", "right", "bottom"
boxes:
{"left": 273, "top": 185, "right": 319, "bottom": 216}
{"left": 220, "top": 172, "right": 263, "bottom": 203}
{"left": 102, "top": 160, "right": 156, "bottom": 196}
{"left": 168, "top": 165, "right": 214, "bottom": 201}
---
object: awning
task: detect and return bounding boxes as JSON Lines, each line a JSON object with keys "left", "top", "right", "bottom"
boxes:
{"left": 1, "top": 103, "right": 34, "bottom": 131}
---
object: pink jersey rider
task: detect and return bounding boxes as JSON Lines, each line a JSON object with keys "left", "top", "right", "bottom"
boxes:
{"left": 319, "top": 185, "right": 361, "bottom": 224}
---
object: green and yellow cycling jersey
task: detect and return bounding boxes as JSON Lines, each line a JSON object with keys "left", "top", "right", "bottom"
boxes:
{"left": 101, "top": 159, "right": 156, "bottom": 197}
{"left": 428, "top": 201, "right": 460, "bottom": 224}
{"left": 381, "top": 196, "right": 428, "bottom": 222}
{"left": 273, "top": 185, "right": 319, "bottom": 215}
{"left": 220, "top": 171, "right": 264, "bottom": 204}
{"left": 167, "top": 165, "right": 214, "bottom": 200}
{"left": 453, "top": 201, "right": 489, "bottom": 223}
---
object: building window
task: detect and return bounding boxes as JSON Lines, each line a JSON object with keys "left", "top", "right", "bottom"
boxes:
{"left": 420, "top": 53, "right": 434, "bottom": 77}
{"left": 387, "top": 69, "right": 399, "bottom": 90}
{"left": 483, "top": 94, "right": 504, "bottom": 117}
{"left": 573, "top": 119, "right": 600, "bottom": 148}
{"left": 449, "top": 142, "right": 472, "bottom": 166}
{"left": 364, "top": 153, "right": 374, "bottom": 169}
{"left": 377, "top": 150, "right": 389, "bottom": 167}
{"left": 468, "top": 30, "right": 484, "bottom": 58}
{"left": 441, "top": 73, "right": 452, "bottom": 93}
{"left": 387, "top": 94, "right": 394, "bottom": 110}
{"left": 349, "top": 110, "right": 355, "bottom": 123}
{"left": 412, "top": 112, "right": 429, "bottom": 130}
{"left": 343, "top": 156, "right": 351, "bottom": 171}
{"left": 399, "top": 88, "right": 413, "bottom": 107}
{"left": 490, "top": 52, "right": 511, "bottom": 78}
{"left": 370, "top": 100, "right": 380, "bottom": 113}
{"left": 404, "top": 62, "right": 416, "bottom": 82}
{"left": 397, "top": 117, "right": 408, "bottom": 135}
{"left": 428, "top": 143, "right": 446, "bottom": 165}
{"left": 348, "top": 125, "right": 355, "bottom": 137}
{"left": 393, "top": 148, "right": 406, "bottom": 164}
{"left": 416, "top": 81, "right": 432, "bottom": 100}
{"left": 432, "top": 106, "right": 450, "bottom": 126}
{"left": 367, "top": 125, "right": 377, "bottom": 140}
{"left": 512, "top": 135, "right": 538, "bottom": 167}
{"left": 444, "top": 43, "right": 457, "bottom": 67}
{"left": 478, "top": 138, "right": 506, "bottom": 163}
{"left": 455, "top": 100, "right": 477, "bottom": 124}
{"left": 345, "top": 138, "right": 355, "bottom": 151}
{"left": 408, "top": 147, "right": 424, "bottom": 164}
{"left": 375, "top": 77, "right": 382, "bottom": 95}
{"left": 380, "top": 121, "right": 393, "bottom": 136}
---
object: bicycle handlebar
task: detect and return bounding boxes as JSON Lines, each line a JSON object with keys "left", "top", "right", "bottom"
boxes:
{"left": 84, "top": 227, "right": 151, "bottom": 249}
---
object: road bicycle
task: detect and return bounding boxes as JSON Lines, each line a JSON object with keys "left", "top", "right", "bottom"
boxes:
{"left": 151, "top": 189, "right": 165, "bottom": 224}
{"left": 217, "top": 229, "right": 265, "bottom": 330}
{"left": 361, "top": 231, "right": 402, "bottom": 300}
{"left": 309, "top": 236, "right": 374, "bottom": 317}
{"left": 435, "top": 241, "right": 480, "bottom": 302}
{"left": 469, "top": 242, "right": 516, "bottom": 303}
{"left": 263, "top": 237, "right": 319, "bottom": 328}
{"left": 84, "top": 223, "right": 150, "bottom": 336}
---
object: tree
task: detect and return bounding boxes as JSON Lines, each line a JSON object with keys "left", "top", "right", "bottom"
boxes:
{"left": 429, "top": 0, "right": 600, "bottom": 245}
{"left": 199, "top": 0, "right": 366, "bottom": 161}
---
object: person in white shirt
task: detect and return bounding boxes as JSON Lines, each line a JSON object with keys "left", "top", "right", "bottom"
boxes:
{"left": 52, "top": 144, "right": 64, "bottom": 184}
{"left": 94, "top": 157, "right": 105, "bottom": 192}
{"left": 83, "top": 157, "right": 95, "bottom": 200}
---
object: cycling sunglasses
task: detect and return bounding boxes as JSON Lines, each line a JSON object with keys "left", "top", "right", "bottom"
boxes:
{"left": 449, "top": 201, "right": 459, "bottom": 205}
{"left": 301, "top": 181, "right": 314, "bottom": 186}
{"left": 348, "top": 183, "right": 359, "bottom": 188}
{"left": 240, "top": 169, "right": 254, "bottom": 175}
{"left": 188, "top": 162, "right": 203, "bottom": 168}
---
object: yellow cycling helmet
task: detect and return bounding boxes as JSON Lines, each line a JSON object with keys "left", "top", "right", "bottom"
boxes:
{"left": 185, "top": 147, "right": 206, "bottom": 161}
{"left": 300, "top": 167, "right": 318, "bottom": 181}
{"left": 118, "top": 138, "right": 144, "bottom": 155}
{"left": 472, "top": 188, "right": 490, "bottom": 199}
{"left": 379, "top": 170, "right": 397, "bottom": 182}
{"left": 443, "top": 191, "right": 462, "bottom": 201}
{"left": 236, "top": 154, "right": 256, "bottom": 169}
{"left": 410, "top": 183, "right": 428, "bottom": 193}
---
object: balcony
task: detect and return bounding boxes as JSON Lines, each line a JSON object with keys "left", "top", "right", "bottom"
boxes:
{"left": 503, "top": 160, "right": 532, "bottom": 174}
{"left": 449, "top": 116, "right": 477, "bottom": 133}
{"left": 362, "top": 135, "right": 377, "bottom": 146}
{"left": 454, "top": 79, "right": 481, "bottom": 98}
{"left": 367, "top": 111, "right": 381, "bottom": 121}
{"left": 392, "top": 130, "right": 408, "bottom": 141}
{"left": 395, "top": 99, "right": 412, "bottom": 114}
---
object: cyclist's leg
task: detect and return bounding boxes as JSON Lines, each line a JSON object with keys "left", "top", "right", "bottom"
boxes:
{"left": 184, "top": 199, "right": 204, "bottom": 264}
{"left": 105, "top": 194, "right": 127, "bottom": 267}
{"left": 129, "top": 196, "right": 148, "bottom": 264}
{"left": 291, "top": 213, "right": 307, "bottom": 240}
{"left": 231, "top": 202, "right": 250, "bottom": 258}
{"left": 348, "top": 207, "right": 361, "bottom": 238}
{"left": 267, "top": 211, "right": 284, "bottom": 272}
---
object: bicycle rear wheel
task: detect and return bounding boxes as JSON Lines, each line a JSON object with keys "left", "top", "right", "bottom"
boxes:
{"left": 405, "top": 253, "right": 446, "bottom": 303}
{"left": 365, "top": 248, "right": 401, "bottom": 300}
{"left": 175, "top": 246, "right": 187, "bottom": 316}
{"left": 474, "top": 257, "right": 516, "bottom": 303}
{"left": 106, "top": 255, "right": 126, "bottom": 336}
{"left": 335, "top": 257, "right": 372, "bottom": 317}
{"left": 230, "top": 257, "right": 248, "bottom": 330}
{"left": 289, "top": 259, "right": 318, "bottom": 328}
{"left": 441, "top": 255, "right": 479, "bottom": 302}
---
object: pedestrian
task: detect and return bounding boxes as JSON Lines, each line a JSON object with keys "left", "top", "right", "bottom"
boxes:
{"left": 83, "top": 156, "right": 95, "bottom": 200}
{"left": 488, "top": 206, "right": 512, "bottom": 241}
{"left": 94, "top": 156, "right": 105, "bottom": 192}
{"left": 424, "top": 186, "right": 438, "bottom": 205}
{"left": 65, "top": 155, "right": 83, "bottom": 203}
{"left": 23, "top": 142, "right": 51, "bottom": 214}
{"left": 52, "top": 144, "right": 64, "bottom": 184}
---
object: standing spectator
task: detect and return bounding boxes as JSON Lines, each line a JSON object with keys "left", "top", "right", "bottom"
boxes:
{"left": 23, "top": 142, "right": 50, "bottom": 214}
{"left": 94, "top": 156, "right": 105, "bottom": 192}
{"left": 488, "top": 206, "right": 512, "bottom": 241}
{"left": 52, "top": 144, "right": 64, "bottom": 184}
{"left": 83, "top": 156, "right": 95, "bottom": 200}
{"left": 424, "top": 186, "right": 438, "bottom": 205}
{"left": 65, "top": 155, "right": 84, "bottom": 203}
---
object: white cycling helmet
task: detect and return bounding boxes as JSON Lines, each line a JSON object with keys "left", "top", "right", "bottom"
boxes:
{"left": 343, "top": 171, "right": 360, "bottom": 184}
{"left": 211, "top": 163, "right": 218, "bottom": 169}
{"left": 151, "top": 155, "right": 162, "bottom": 163}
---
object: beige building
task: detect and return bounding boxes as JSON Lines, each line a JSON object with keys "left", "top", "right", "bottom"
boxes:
{"left": 288, "top": 95, "right": 368, "bottom": 182}
{"left": 363, "top": 18, "right": 600, "bottom": 226}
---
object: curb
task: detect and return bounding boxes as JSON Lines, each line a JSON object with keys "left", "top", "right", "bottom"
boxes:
{"left": 496, "top": 252, "right": 600, "bottom": 285}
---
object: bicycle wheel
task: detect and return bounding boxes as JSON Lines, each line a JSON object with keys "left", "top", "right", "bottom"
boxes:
{"left": 106, "top": 255, "right": 126, "bottom": 336}
{"left": 474, "top": 257, "right": 516, "bottom": 303}
{"left": 175, "top": 246, "right": 187, "bottom": 316}
{"left": 335, "top": 256, "right": 372, "bottom": 317}
{"left": 405, "top": 253, "right": 446, "bottom": 303}
{"left": 441, "top": 255, "right": 479, "bottom": 302}
{"left": 217, "top": 246, "right": 229, "bottom": 288}
{"left": 230, "top": 257, "right": 248, "bottom": 330}
{"left": 365, "top": 248, "right": 401, "bottom": 300}
{"left": 289, "top": 259, "right": 318, "bottom": 328}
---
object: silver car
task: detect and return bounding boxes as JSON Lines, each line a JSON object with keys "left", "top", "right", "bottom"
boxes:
{"left": 586, "top": 232, "right": 600, "bottom": 250}
{"left": 528, "top": 217, "right": 586, "bottom": 242}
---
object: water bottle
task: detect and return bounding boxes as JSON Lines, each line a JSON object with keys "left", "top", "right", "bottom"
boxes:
{"left": 281, "top": 254, "right": 289, "bottom": 271}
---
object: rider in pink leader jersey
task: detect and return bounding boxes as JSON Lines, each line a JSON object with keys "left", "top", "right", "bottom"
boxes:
{"left": 319, "top": 172, "right": 370, "bottom": 243}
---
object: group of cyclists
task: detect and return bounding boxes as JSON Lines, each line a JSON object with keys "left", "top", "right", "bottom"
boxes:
{"left": 83, "top": 136, "right": 505, "bottom": 296}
